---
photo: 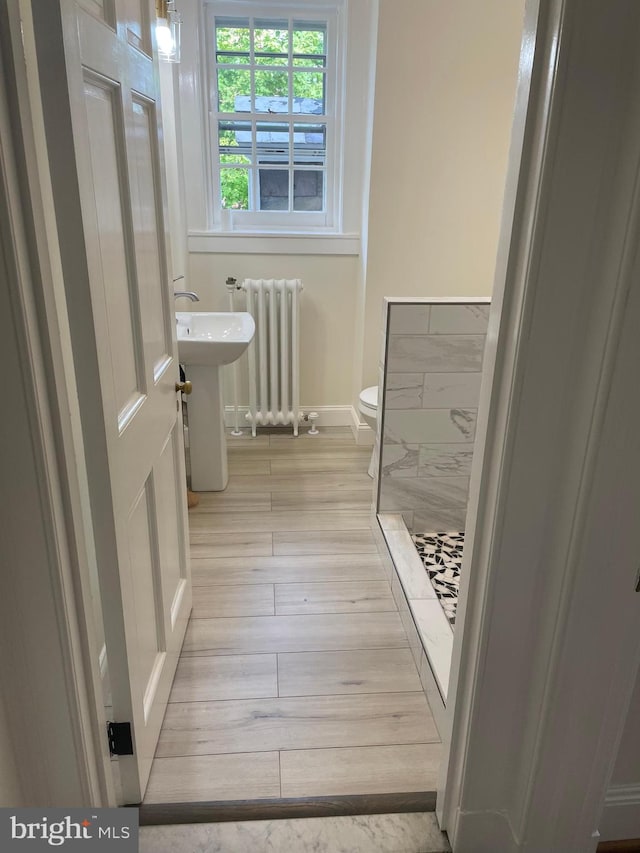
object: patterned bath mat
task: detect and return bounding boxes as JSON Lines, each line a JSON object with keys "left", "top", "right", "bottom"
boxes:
{"left": 411, "top": 533, "right": 464, "bottom": 627}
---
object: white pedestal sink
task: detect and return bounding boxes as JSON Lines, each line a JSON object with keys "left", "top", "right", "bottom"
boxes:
{"left": 176, "top": 311, "right": 255, "bottom": 492}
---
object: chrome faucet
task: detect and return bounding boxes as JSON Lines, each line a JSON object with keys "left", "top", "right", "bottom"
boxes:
{"left": 174, "top": 291, "right": 200, "bottom": 302}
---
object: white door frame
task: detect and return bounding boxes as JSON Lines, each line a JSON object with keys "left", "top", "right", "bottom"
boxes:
{"left": 439, "top": 0, "right": 640, "bottom": 850}
{"left": 4, "top": 2, "right": 640, "bottom": 849}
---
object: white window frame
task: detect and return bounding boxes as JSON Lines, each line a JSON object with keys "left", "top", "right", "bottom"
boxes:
{"left": 204, "top": 0, "right": 345, "bottom": 234}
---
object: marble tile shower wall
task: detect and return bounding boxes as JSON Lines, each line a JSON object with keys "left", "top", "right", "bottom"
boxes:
{"left": 379, "top": 302, "right": 490, "bottom": 533}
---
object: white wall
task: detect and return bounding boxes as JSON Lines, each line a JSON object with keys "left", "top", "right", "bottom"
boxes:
{"left": 188, "top": 252, "right": 358, "bottom": 407}
{"left": 358, "top": 0, "right": 525, "bottom": 397}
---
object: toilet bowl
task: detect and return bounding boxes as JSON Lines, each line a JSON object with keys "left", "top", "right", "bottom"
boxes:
{"left": 358, "top": 385, "right": 378, "bottom": 478}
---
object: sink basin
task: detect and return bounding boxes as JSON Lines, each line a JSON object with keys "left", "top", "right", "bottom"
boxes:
{"left": 176, "top": 311, "right": 255, "bottom": 366}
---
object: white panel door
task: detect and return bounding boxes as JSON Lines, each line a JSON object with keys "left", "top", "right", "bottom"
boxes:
{"left": 54, "top": 0, "right": 191, "bottom": 803}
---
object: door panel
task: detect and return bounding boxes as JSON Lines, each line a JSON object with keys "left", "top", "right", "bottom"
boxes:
{"left": 122, "top": 0, "right": 151, "bottom": 55}
{"left": 83, "top": 77, "right": 143, "bottom": 421}
{"left": 78, "top": 0, "right": 116, "bottom": 27}
{"left": 129, "top": 97, "right": 172, "bottom": 376}
{"left": 155, "top": 429, "right": 188, "bottom": 616}
{"left": 127, "top": 483, "right": 163, "bottom": 704}
{"left": 42, "top": 0, "right": 193, "bottom": 803}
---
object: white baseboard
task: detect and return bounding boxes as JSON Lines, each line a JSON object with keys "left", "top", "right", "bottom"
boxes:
{"left": 223, "top": 405, "right": 358, "bottom": 430}
{"left": 349, "top": 406, "right": 376, "bottom": 446}
{"left": 598, "top": 784, "right": 640, "bottom": 841}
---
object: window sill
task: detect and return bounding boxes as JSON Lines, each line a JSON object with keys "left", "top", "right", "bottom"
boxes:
{"left": 187, "top": 231, "right": 361, "bottom": 256}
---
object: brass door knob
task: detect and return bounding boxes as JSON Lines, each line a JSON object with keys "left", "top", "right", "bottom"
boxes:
{"left": 175, "top": 380, "right": 193, "bottom": 395}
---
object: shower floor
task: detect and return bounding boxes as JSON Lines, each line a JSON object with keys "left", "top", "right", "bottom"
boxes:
{"left": 411, "top": 533, "right": 464, "bottom": 627}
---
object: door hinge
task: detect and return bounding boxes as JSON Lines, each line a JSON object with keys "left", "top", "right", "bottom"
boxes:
{"left": 107, "top": 721, "right": 134, "bottom": 756}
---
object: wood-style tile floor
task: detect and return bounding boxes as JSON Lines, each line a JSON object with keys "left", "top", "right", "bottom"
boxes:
{"left": 144, "top": 428, "right": 441, "bottom": 804}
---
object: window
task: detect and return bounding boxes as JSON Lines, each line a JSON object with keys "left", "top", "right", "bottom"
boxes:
{"left": 206, "top": 3, "right": 342, "bottom": 231}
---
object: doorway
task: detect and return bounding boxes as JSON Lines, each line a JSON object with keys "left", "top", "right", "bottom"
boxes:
{"left": 5, "top": 3, "right": 636, "bottom": 849}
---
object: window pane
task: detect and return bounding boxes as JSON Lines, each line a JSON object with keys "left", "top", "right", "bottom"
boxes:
{"left": 254, "top": 20, "right": 289, "bottom": 55}
{"left": 218, "top": 120, "right": 252, "bottom": 163}
{"left": 293, "top": 123, "right": 325, "bottom": 166}
{"left": 292, "top": 24, "right": 325, "bottom": 56}
{"left": 213, "top": 16, "right": 331, "bottom": 219}
{"left": 293, "top": 72, "right": 324, "bottom": 114}
{"left": 215, "top": 20, "right": 250, "bottom": 52}
{"left": 217, "top": 68, "right": 250, "bottom": 112}
{"left": 256, "top": 122, "right": 289, "bottom": 164}
{"left": 254, "top": 71, "right": 289, "bottom": 112}
{"left": 259, "top": 169, "right": 289, "bottom": 210}
{"left": 293, "top": 170, "right": 324, "bottom": 211}
{"left": 220, "top": 168, "right": 249, "bottom": 209}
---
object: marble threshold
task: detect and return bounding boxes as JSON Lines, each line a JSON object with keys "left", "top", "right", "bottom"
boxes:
{"left": 139, "top": 811, "right": 451, "bottom": 853}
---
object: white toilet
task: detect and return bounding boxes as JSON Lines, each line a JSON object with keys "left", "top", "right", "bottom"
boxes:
{"left": 358, "top": 385, "right": 378, "bottom": 478}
